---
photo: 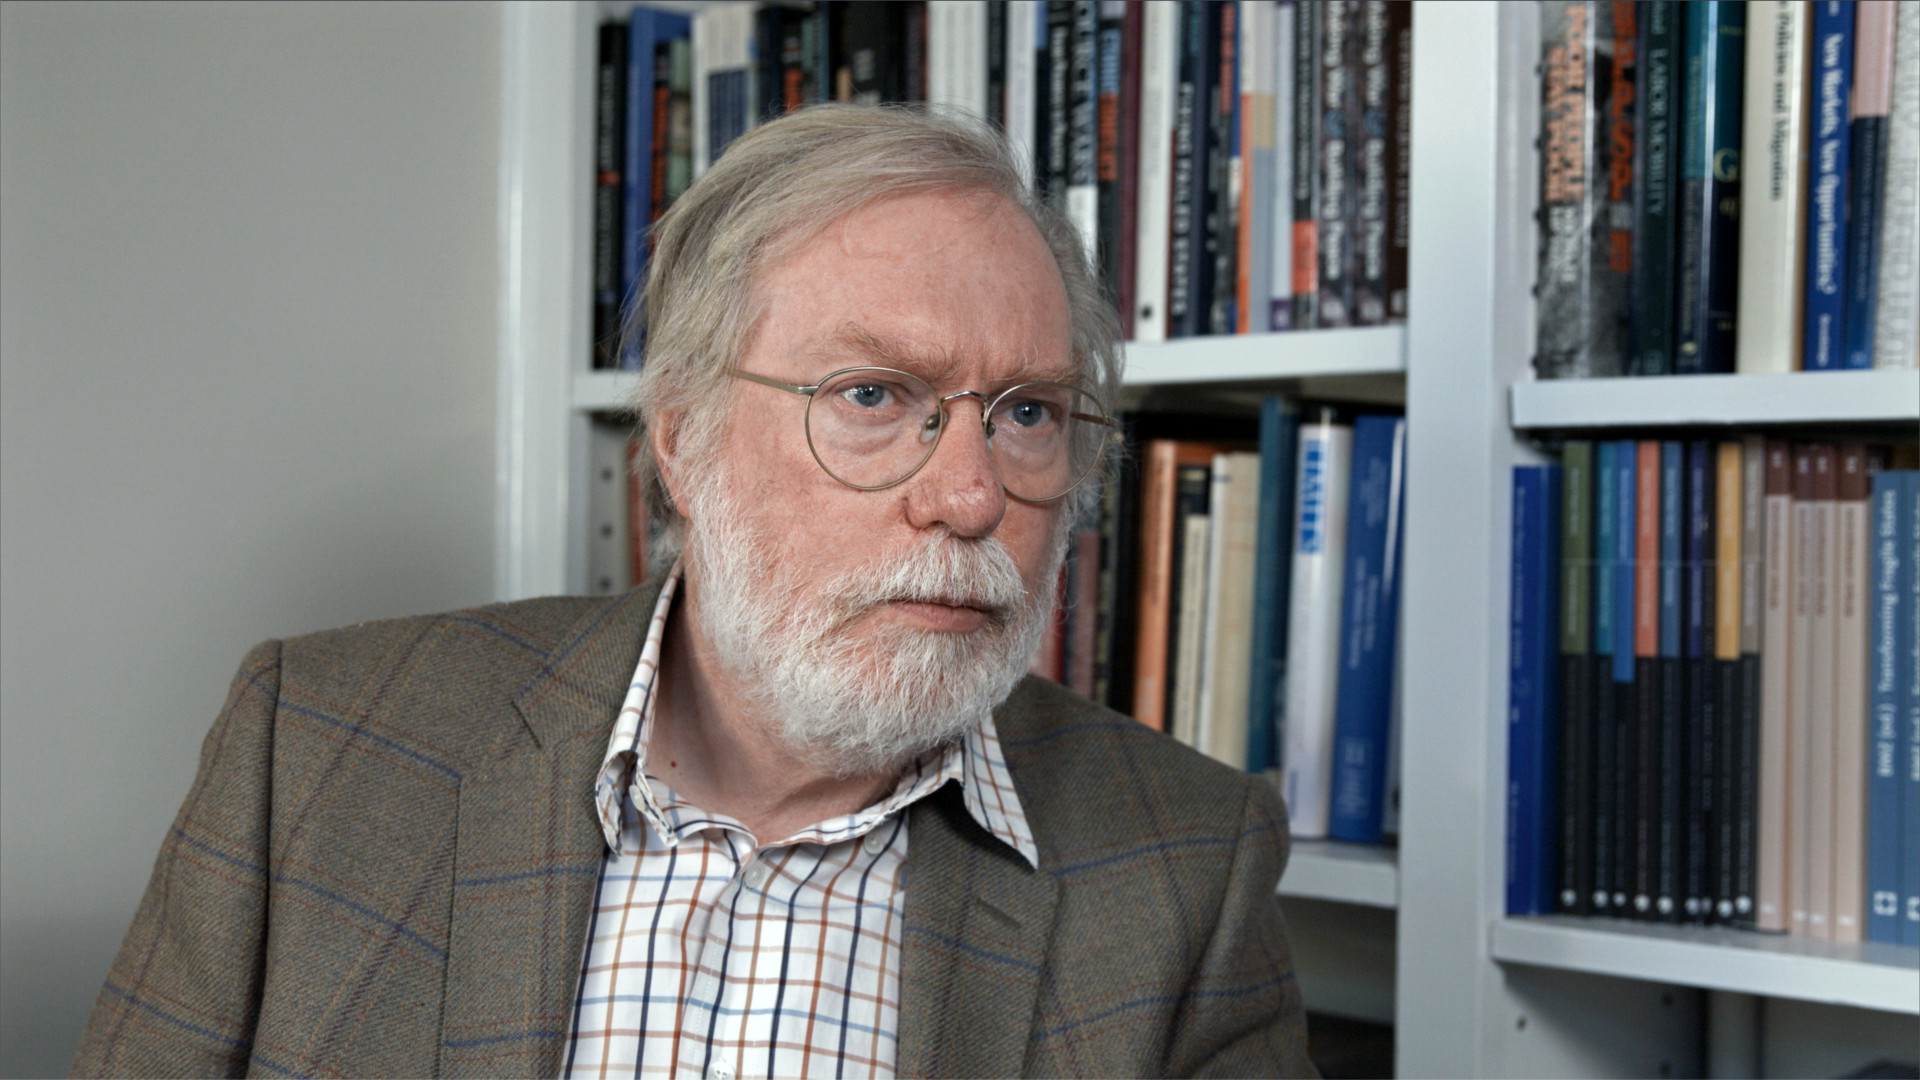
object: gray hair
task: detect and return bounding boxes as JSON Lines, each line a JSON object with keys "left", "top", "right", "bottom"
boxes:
{"left": 625, "top": 104, "right": 1124, "bottom": 565}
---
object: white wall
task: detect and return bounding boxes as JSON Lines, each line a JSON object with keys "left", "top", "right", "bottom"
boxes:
{"left": 0, "top": 3, "right": 503, "bottom": 1074}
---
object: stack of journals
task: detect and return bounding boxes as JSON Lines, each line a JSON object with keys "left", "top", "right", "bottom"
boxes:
{"left": 592, "top": 1, "right": 1417, "bottom": 370}
{"left": 1533, "top": 0, "right": 1920, "bottom": 379}
{"left": 1507, "top": 439, "right": 1920, "bottom": 948}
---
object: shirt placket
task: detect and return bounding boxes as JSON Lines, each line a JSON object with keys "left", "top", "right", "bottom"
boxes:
{"left": 681, "top": 830, "right": 758, "bottom": 1080}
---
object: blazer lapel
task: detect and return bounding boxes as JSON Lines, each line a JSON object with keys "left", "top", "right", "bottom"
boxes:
{"left": 439, "top": 586, "right": 659, "bottom": 1078}
{"left": 896, "top": 783, "right": 1061, "bottom": 1079}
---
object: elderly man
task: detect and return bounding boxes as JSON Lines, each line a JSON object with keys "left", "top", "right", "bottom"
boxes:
{"left": 75, "top": 106, "right": 1314, "bottom": 1079}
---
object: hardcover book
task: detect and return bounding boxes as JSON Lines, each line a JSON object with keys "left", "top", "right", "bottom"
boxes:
{"left": 1510, "top": 463, "right": 1564, "bottom": 916}
{"left": 1559, "top": 441, "right": 1598, "bottom": 915}
{"left": 1844, "top": 2, "right": 1898, "bottom": 369}
{"left": 1283, "top": 412, "right": 1353, "bottom": 839}
{"left": 1631, "top": 0, "right": 1682, "bottom": 375}
{"left": 1804, "top": 2, "right": 1856, "bottom": 371}
{"left": 1673, "top": 1, "right": 1745, "bottom": 375}
{"left": 1734, "top": 0, "right": 1811, "bottom": 375}
{"left": 1875, "top": 1, "right": 1920, "bottom": 369}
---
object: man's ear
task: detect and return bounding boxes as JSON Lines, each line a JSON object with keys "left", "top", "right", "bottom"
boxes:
{"left": 649, "top": 409, "right": 684, "bottom": 513}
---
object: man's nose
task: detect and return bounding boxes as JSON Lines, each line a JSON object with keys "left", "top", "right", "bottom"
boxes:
{"left": 902, "top": 397, "right": 1007, "bottom": 538}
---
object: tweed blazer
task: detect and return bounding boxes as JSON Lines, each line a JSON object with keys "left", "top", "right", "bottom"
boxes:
{"left": 73, "top": 580, "right": 1314, "bottom": 1078}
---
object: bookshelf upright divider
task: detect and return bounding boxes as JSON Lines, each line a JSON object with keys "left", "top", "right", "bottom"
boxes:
{"left": 498, "top": 3, "right": 1916, "bottom": 1076}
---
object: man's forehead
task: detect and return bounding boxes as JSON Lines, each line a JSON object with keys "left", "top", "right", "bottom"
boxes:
{"left": 805, "top": 323, "right": 1077, "bottom": 386}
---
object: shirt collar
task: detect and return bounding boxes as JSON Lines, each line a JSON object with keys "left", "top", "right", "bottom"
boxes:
{"left": 591, "top": 560, "right": 1038, "bottom": 868}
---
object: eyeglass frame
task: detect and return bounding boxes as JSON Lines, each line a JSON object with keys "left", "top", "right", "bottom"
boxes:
{"left": 729, "top": 365, "right": 1119, "bottom": 503}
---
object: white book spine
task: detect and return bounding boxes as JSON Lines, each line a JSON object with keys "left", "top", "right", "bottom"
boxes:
{"left": 1282, "top": 420, "right": 1352, "bottom": 839}
{"left": 1195, "top": 461, "right": 1236, "bottom": 758}
{"left": 1270, "top": 1, "right": 1297, "bottom": 333}
{"left": 1172, "top": 512, "right": 1214, "bottom": 749}
{"left": 927, "top": 1, "right": 955, "bottom": 110}
{"left": 1736, "top": 0, "right": 1812, "bottom": 375}
{"left": 1198, "top": 453, "right": 1263, "bottom": 769}
{"left": 1758, "top": 469, "right": 1794, "bottom": 931}
{"left": 1240, "top": 1, "right": 1277, "bottom": 337}
{"left": 1133, "top": 0, "right": 1180, "bottom": 341}
{"left": 691, "top": 12, "right": 709, "bottom": 177}
{"left": 1005, "top": 0, "right": 1042, "bottom": 192}
{"left": 1809, "top": 479, "right": 1839, "bottom": 939}
{"left": 1875, "top": 1, "right": 1920, "bottom": 368}
{"left": 1790, "top": 464, "right": 1817, "bottom": 936}
{"left": 1833, "top": 472, "right": 1871, "bottom": 942}
{"left": 960, "top": 2, "right": 991, "bottom": 121}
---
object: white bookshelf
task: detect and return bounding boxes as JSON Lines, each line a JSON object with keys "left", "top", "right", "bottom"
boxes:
{"left": 1493, "top": 918, "right": 1920, "bottom": 1015}
{"left": 1511, "top": 369, "right": 1920, "bottom": 429}
{"left": 496, "top": 2, "right": 1917, "bottom": 1074}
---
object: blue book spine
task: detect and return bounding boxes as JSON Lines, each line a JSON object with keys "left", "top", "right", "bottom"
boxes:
{"left": 622, "top": 7, "right": 691, "bottom": 371}
{"left": 1655, "top": 441, "right": 1684, "bottom": 918}
{"left": 1327, "top": 415, "right": 1407, "bottom": 843}
{"left": 1613, "top": 441, "right": 1637, "bottom": 685}
{"left": 1659, "top": 444, "right": 1684, "bottom": 658}
{"left": 1903, "top": 472, "right": 1920, "bottom": 947}
{"left": 1867, "top": 471, "right": 1908, "bottom": 942}
{"left": 1674, "top": 1, "right": 1745, "bottom": 373}
{"left": 1596, "top": 442, "right": 1618, "bottom": 667}
{"left": 1245, "top": 396, "right": 1300, "bottom": 774}
{"left": 1805, "top": 1, "right": 1856, "bottom": 371}
{"left": 1508, "top": 464, "right": 1563, "bottom": 915}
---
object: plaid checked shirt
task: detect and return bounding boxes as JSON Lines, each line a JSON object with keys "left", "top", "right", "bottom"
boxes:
{"left": 563, "top": 565, "right": 1039, "bottom": 1080}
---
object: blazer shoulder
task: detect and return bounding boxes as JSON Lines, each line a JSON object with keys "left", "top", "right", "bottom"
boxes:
{"left": 992, "top": 677, "right": 1285, "bottom": 868}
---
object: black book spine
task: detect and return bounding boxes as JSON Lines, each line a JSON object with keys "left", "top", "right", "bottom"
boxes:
{"left": 902, "top": 1, "right": 925, "bottom": 104}
{"left": 592, "top": 22, "right": 629, "bottom": 370}
{"left": 1353, "top": 0, "right": 1393, "bottom": 326}
{"left": 988, "top": 1, "right": 1008, "bottom": 128}
{"left": 1713, "top": 649, "right": 1741, "bottom": 921}
{"left": 1612, "top": 666, "right": 1637, "bottom": 912}
{"left": 1656, "top": 650, "right": 1684, "bottom": 919}
{"left": 1635, "top": 653, "right": 1661, "bottom": 917}
{"left": 1068, "top": 1, "right": 1100, "bottom": 251}
{"left": 1589, "top": 649, "right": 1617, "bottom": 914}
{"left": 1290, "top": 0, "right": 1321, "bottom": 327}
{"left": 1682, "top": 439, "right": 1716, "bottom": 920}
{"left": 1559, "top": 651, "right": 1594, "bottom": 914}
{"left": 756, "top": 6, "right": 785, "bottom": 122}
{"left": 1207, "top": 0, "right": 1238, "bottom": 335}
{"left": 1096, "top": 2, "right": 1124, "bottom": 305}
{"left": 1316, "top": 0, "right": 1358, "bottom": 327}
{"left": 1045, "top": 2, "right": 1074, "bottom": 212}
{"left": 1385, "top": 0, "right": 1412, "bottom": 321}
{"left": 1168, "top": 1, "right": 1208, "bottom": 338}
{"left": 1673, "top": 1, "right": 1744, "bottom": 374}
{"left": 1732, "top": 650, "right": 1760, "bottom": 926}
{"left": 1630, "top": 0, "right": 1679, "bottom": 375}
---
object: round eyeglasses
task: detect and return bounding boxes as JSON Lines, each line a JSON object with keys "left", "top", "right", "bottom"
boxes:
{"left": 731, "top": 366, "right": 1117, "bottom": 503}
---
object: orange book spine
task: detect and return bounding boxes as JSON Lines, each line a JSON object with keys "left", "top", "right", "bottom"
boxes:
{"left": 1635, "top": 441, "right": 1661, "bottom": 658}
{"left": 1131, "top": 440, "right": 1216, "bottom": 730}
{"left": 1716, "top": 443, "right": 1744, "bottom": 661}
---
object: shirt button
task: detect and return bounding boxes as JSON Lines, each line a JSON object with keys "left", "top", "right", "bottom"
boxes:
{"left": 708, "top": 1062, "right": 735, "bottom": 1080}
{"left": 743, "top": 860, "right": 769, "bottom": 889}
{"left": 862, "top": 830, "right": 889, "bottom": 856}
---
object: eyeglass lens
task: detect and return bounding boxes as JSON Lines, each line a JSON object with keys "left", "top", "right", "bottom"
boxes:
{"left": 804, "top": 368, "right": 1104, "bottom": 501}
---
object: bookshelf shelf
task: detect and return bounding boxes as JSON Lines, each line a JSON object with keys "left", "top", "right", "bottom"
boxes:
{"left": 1492, "top": 917, "right": 1920, "bottom": 1015}
{"left": 1278, "top": 839, "right": 1399, "bottom": 909}
{"left": 575, "top": 370, "right": 638, "bottom": 413}
{"left": 1123, "top": 326, "right": 1406, "bottom": 386}
{"left": 1509, "top": 369, "right": 1920, "bottom": 430}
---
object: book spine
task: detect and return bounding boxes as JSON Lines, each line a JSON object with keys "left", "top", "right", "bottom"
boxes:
{"left": 1591, "top": 440, "right": 1619, "bottom": 913}
{"left": 1674, "top": 1, "right": 1745, "bottom": 375}
{"left": 1237, "top": 0, "right": 1275, "bottom": 336}
{"left": 1208, "top": 0, "right": 1240, "bottom": 335}
{"left": 1902, "top": 471, "right": 1920, "bottom": 946}
{"left": 593, "top": 22, "right": 629, "bottom": 372}
{"left": 1168, "top": 1, "right": 1210, "bottom": 338}
{"left": 1103, "top": 1, "right": 1133, "bottom": 320}
{"left": 1603, "top": 1, "right": 1639, "bottom": 353}
{"left": 1067, "top": 1, "right": 1101, "bottom": 265}
{"left": 1044, "top": 2, "right": 1073, "bottom": 208}
{"left": 1246, "top": 396, "right": 1300, "bottom": 776}
{"left": 1351, "top": 0, "right": 1393, "bottom": 326}
{"left": 1734, "top": 435, "right": 1767, "bottom": 925}
{"left": 1095, "top": 414, "right": 1144, "bottom": 714}
{"left": 1510, "top": 464, "right": 1564, "bottom": 915}
{"left": 1132, "top": 1, "right": 1178, "bottom": 341}
{"left": 1559, "top": 441, "right": 1596, "bottom": 915}
{"left": 1807, "top": 445, "right": 1840, "bottom": 938}
{"left": 988, "top": 0, "right": 1008, "bottom": 126}
{"left": 1656, "top": 441, "right": 1686, "bottom": 919}
{"left": 1290, "top": 0, "right": 1321, "bottom": 328}
{"left": 1536, "top": 2, "right": 1622, "bottom": 378}
{"left": 1631, "top": 0, "right": 1682, "bottom": 375}
{"left": 1199, "top": 452, "right": 1263, "bottom": 768}
{"left": 1831, "top": 446, "right": 1873, "bottom": 940}
{"left": 1610, "top": 442, "right": 1638, "bottom": 912}
{"left": 1845, "top": 3, "right": 1898, "bottom": 368}
{"left": 1283, "top": 415, "right": 1353, "bottom": 839}
{"left": 1170, "top": 476, "right": 1213, "bottom": 747}
{"left": 755, "top": 5, "right": 786, "bottom": 122}
{"left": 1876, "top": 2, "right": 1920, "bottom": 369}
{"left": 1004, "top": 1, "right": 1040, "bottom": 191}
{"left": 1683, "top": 439, "right": 1716, "bottom": 919}
{"left": 1131, "top": 439, "right": 1185, "bottom": 731}
{"left": 1757, "top": 441, "right": 1796, "bottom": 931}
{"left": 1192, "top": 457, "right": 1232, "bottom": 755}
{"left": 1068, "top": 528, "right": 1102, "bottom": 698}
{"left": 1735, "top": 1, "right": 1812, "bottom": 375}
{"left": 1632, "top": 441, "right": 1662, "bottom": 917}
{"left": 1269, "top": 1, "right": 1298, "bottom": 331}
{"left": 1714, "top": 441, "right": 1746, "bottom": 921}
{"left": 1806, "top": 2, "right": 1857, "bottom": 371}
{"left": 1329, "top": 415, "right": 1408, "bottom": 843}
{"left": 1315, "top": 0, "right": 1358, "bottom": 328}
{"left": 1386, "top": 1, "right": 1412, "bottom": 321}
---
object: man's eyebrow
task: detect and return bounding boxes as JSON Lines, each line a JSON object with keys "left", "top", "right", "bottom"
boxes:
{"left": 815, "top": 323, "right": 1076, "bottom": 386}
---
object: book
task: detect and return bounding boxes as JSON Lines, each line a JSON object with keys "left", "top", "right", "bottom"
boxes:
{"left": 1734, "top": 435, "right": 1767, "bottom": 924}
{"left": 1208, "top": 0, "right": 1240, "bottom": 335}
{"left": 1682, "top": 440, "right": 1714, "bottom": 919}
{"left": 1805, "top": 1, "right": 1856, "bottom": 371}
{"left": 693, "top": 3, "right": 755, "bottom": 175}
{"left": 1041, "top": 2, "right": 1071, "bottom": 206}
{"left": 1831, "top": 445, "right": 1873, "bottom": 941}
{"left": 1632, "top": 440, "right": 1661, "bottom": 916}
{"left": 1536, "top": 1, "right": 1625, "bottom": 378}
{"left": 1734, "top": 0, "right": 1811, "bottom": 376}
{"left": 621, "top": 6, "right": 694, "bottom": 371}
{"left": 1067, "top": 527, "right": 1102, "bottom": 699}
{"left": 1902, "top": 469, "right": 1920, "bottom": 946}
{"left": 1168, "top": 1, "right": 1217, "bottom": 338}
{"left": 1757, "top": 440, "right": 1795, "bottom": 932}
{"left": 1289, "top": 0, "right": 1322, "bottom": 329}
{"left": 1788, "top": 444, "right": 1820, "bottom": 935}
{"left": 1005, "top": 0, "right": 1042, "bottom": 193}
{"left": 1132, "top": 439, "right": 1221, "bottom": 732}
{"left": 1097, "top": 1, "right": 1127, "bottom": 312}
{"left": 1238, "top": 0, "right": 1279, "bottom": 336}
{"left": 1328, "top": 414, "right": 1408, "bottom": 844}
{"left": 1631, "top": 0, "right": 1682, "bottom": 375}
{"left": 1269, "top": 1, "right": 1299, "bottom": 330}
{"left": 989, "top": 1, "right": 1008, "bottom": 128}
{"left": 1510, "top": 463, "right": 1564, "bottom": 916}
{"left": 1170, "top": 481, "right": 1213, "bottom": 747}
{"left": 1807, "top": 444, "right": 1839, "bottom": 939}
{"left": 1131, "top": 0, "right": 1178, "bottom": 341}
{"left": 1591, "top": 440, "right": 1620, "bottom": 912}
{"left": 1352, "top": 0, "right": 1395, "bottom": 326}
{"left": 1844, "top": 2, "right": 1898, "bottom": 369}
{"left": 1065, "top": 1, "right": 1100, "bottom": 265}
{"left": 1610, "top": 441, "right": 1639, "bottom": 912}
{"left": 1601, "top": 1, "right": 1639, "bottom": 348}
{"left": 1559, "top": 441, "right": 1598, "bottom": 915}
{"left": 1196, "top": 450, "right": 1262, "bottom": 769}
{"left": 1875, "top": 1, "right": 1920, "bottom": 369}
{"left": 1316, "top": 0, "right": 1358, "bottom": 328}
{"left": 1385, "top": 1, "right": 1411, "bottom": 321}
{"left": 1283, "top": 412, "right": 1352, "bottom": 839}
{"left": 1713, "top": 440, "right": 1745, "bottom": 921}
{"left": 1672, "top": 1, "right": 1744, "bottom": 375}
{"left": 1655, "top": 441, "right": 1685, "bottom": 920}
{"left": 592, "top": 21, "right": 630, "bottom": 371}
{"left": 1246, "top": 396, "right": 1300, "bottom": 777}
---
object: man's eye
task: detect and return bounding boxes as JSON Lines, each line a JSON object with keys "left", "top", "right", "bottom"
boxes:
{"left": 1005, "top": 400, "right": 1053, "bottom": 428}
{"left": 844, "top": 384, "right": 890, "bottom": 408}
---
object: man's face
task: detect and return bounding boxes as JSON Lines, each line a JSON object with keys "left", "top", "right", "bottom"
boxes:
{"left": 674, "top": 188, "right": 1075, "bottom": 772}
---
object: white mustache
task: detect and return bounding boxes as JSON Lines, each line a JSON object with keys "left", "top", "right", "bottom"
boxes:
{"left": 822, "top": 535, "right": 1027, "bottom": 629}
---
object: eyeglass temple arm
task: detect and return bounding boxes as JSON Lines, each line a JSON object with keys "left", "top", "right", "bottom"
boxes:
{"left": 730, "top": 370, "right": 819, "bottom": 396}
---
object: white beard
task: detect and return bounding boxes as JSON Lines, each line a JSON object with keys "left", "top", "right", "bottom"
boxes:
{"left": 682, "top": 483, "right": 1064, "bottom": 779}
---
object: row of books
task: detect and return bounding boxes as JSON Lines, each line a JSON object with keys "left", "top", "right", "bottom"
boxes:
{"left": 589, "top": 0, "right": 1417, "bottom": 370}
{"left": 1031, "top": 401, "right": 1406, "bottom": 844}
{"left": 1534, "top": 0, "right": 1920, "bottom": 378}
{"left": 1507, "top": 437, "right": 1920, "bottom": 947}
